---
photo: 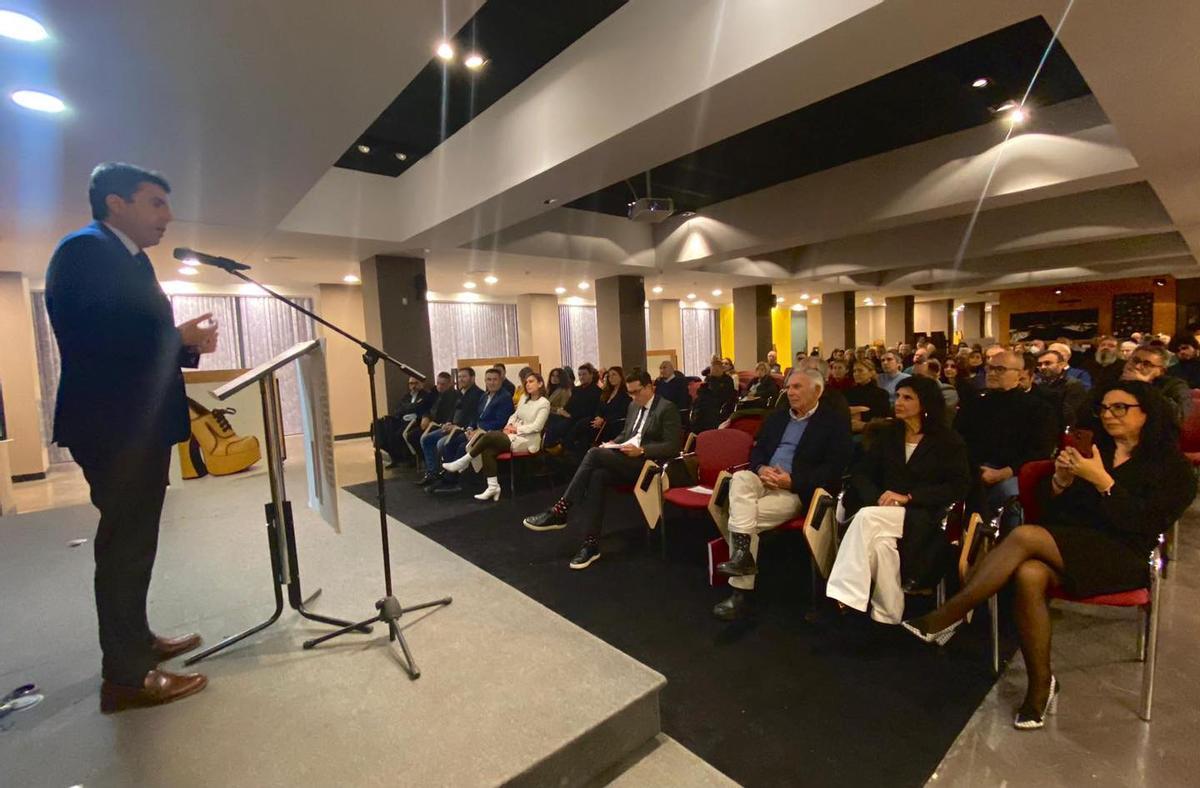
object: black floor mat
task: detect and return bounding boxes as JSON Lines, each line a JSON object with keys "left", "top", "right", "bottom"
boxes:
{"left": 346, "top": 474, "right": 1007, "bottom": 787}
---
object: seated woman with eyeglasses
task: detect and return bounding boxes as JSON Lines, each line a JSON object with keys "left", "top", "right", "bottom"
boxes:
{"left": 903, "top": 381, "right": 1195, "bottom": 729}
{"left": 826, "top": 376, "right": 970, "bottom": 623}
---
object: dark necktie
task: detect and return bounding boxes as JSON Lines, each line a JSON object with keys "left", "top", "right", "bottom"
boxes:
{"left": 631, "top": 406, "right": 647, "bottom": 436}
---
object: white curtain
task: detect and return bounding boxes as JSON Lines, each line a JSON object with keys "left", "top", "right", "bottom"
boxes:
{"left": 426, "top": 301, "right": 519, "bottom": 376}
{"left": 559, "top": 305, "right": 598, "bottom": 370}
{"left": 29, "top": 292, "right": 70, "bottom": 463}
{"left": 681, "top": 307, "right": 718, "bottom": 377}
{"left": 237, "top": 296, "right": 315, "bottom": 435}
{"left": 169, "top": 295, "right": 242, "bottom": 370}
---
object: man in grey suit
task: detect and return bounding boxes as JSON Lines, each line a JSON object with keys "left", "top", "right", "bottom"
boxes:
{"left": 524, "top": 368, "right": 682, "bottom": 569}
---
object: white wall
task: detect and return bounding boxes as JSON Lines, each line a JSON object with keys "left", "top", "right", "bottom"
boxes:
{"left": 854, "top": 305, "right": 886, "bottom": 346}
{"left": 0, "top": 273, "right": 48, "bottom": 478}
{"left": 315, "top": 284, "right": 372, "bottom": 437}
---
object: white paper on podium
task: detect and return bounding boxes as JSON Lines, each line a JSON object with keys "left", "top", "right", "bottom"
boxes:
{"left": 296, "top": 338, "right": 340, "bottom": 532}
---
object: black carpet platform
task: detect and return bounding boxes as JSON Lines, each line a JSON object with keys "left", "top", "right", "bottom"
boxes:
{"left": 347, "top": 469, "right": 1009, "bottom": 787}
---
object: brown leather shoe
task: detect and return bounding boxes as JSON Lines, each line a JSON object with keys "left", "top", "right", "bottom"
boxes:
{"left": 100, "top": 669, "right": 208, "bottom": 714}
{"left": 151, "top": 632, "right": 203, "bottom": 662}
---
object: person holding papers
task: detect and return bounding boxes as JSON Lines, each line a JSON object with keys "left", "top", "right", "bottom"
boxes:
{"left": 522, "top": 369, "right": 682, "bottom": 569}
{"left": 709, "top": 370, "right": 853, "bottom": 620}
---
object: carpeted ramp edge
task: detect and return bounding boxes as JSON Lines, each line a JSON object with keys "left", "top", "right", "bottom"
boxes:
{"left": 505, "top": 681, "right": 664, "bottom": 788}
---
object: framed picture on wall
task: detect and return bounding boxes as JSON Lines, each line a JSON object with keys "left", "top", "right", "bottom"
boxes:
{"left": 1008, "top": 308, "right": 1099, "bottom": 343}
{"left": 1111, "top": 292, "right": 1154, "bottom": 338}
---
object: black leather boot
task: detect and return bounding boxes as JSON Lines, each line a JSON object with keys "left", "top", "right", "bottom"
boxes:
{"left": 712, "top": 589, "right": 749, "bottom": 621}
{"left": 717, "top": 533, "right": 756, "bottom": 577}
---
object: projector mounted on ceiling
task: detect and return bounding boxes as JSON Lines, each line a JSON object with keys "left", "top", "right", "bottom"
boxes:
{"left": 628, "top": 196, "right": 675, "bottom": 223}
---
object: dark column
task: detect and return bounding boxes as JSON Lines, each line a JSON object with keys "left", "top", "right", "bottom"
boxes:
{"left": 885, "top": 295, "right": 914, "bottom": 347}
{"left": 732, "top": 284, "right": 774, "bottom": 369}
{"left": 596, "top": 274, "right": 647, "bottom": 372}
{"left": 820, "top": 290, "right": 856, "bottom": 352}
{"left": 360, "top": 255, "right": 433, "bottom": 414}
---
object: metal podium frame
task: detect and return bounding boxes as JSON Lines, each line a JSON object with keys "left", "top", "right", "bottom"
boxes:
{"left": 184, "top": 341, "right": 369, "bottom": 665}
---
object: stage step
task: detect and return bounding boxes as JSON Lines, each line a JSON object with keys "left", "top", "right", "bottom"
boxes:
{"left": 594, "top": 734, "right": 738, "bottom": 787}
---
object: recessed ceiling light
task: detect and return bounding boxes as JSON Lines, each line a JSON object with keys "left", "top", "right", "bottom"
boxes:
{"left": 0, "top": 10, "right": 49, "bottom": 41}
{"left": 464, "top": 53, "right": 485, "bottom": 70}
{"left": 463, "top": 281, "right": 477, "bottom": 290}
{"left": 711, "top": 289, "right": 722, "bottom": 297}
{"left": 343, "top": 274, "right": 360, "bottom": 284}
{"left": 971, "top": 77, "right": 990, "bottom": 89}
{"left": 395, "top": 152, "right": 408, "bottom": 161}
{"left": 1054, "top": 288, "right": 1063, "bottom": 295}
{"left": 181, "top": 257, "right": 199, "bottom": 268}
{"left": 791, "top": 303, "right": 806, "bottom": 312}
{"left": 811, "top": 299, "right": 821, "bottom": 305}
{"left": 1154, "top": 278, "right": 1167, "bottom": 287}
{"left": 554, "top": 286, "right": 566, "bottom": 295}
{"left": 800, "top": 293, "right": 810, "bottom": 300}
{"left": 483, "top": 275, "right": 498, "bottom": 285}
{"left": 10, "top": 89, "right": 65, "bottom": 113}
{"left": 651, "top": 285, "right": 663, "bottom": 294}
{"left": 578, "top": 281, "right": 590, "bottom": 290}
{"left": 436, "top": 41, "right": 455, "bottom": 61}
{"left": 543, "top": 197, "right": 557, "bottom": 205}
{"left": 776, "top": 295, "right": 784, "bottom": 303}
{"left": 178, "top": 266, "right": 198, "bottom": 277}
{"left": 1009, "top": 107, "right": 1028, "bottom": 124}
{"left": 356, "top": 143, "right": 371, "bottom": 154}
{"left": 686, "top": 293, "right": 696, "bottom": 300}
{"left": 992, "top": 100, "right": 1017, "bottom": 114}
{"left": 863, "top": 297, "right": 873, "bottom": 304}
{"left": 679, "top": 211, "right": 696, "bottom": 218}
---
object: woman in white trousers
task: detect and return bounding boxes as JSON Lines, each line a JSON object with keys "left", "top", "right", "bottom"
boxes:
{"left": 826, "top": 376, "right": 970, "bottom": 623}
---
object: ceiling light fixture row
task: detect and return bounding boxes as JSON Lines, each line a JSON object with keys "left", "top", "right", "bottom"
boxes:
{"left": 3, "top": 12, "right": 68, "bottom": 114}
{"left": 435, "top": 40, "right": 487, "bottom": 70}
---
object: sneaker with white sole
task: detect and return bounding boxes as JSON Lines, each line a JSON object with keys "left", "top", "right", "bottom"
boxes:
{"left": 569, "top": 542, "right": 601, "bottom": 570}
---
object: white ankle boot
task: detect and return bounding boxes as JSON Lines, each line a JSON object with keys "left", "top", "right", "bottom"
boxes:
{"left": 443, "top": 453, "right": 472, "bottom": 473}
{"left": 474, "top": 477, "right": 501, "bottom": 501}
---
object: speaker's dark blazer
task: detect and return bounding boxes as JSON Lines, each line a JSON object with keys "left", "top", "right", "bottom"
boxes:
{"left": 45, "top": 222, "right": 197, "bottom": 452}
{"left": 751, "top": 400, "right": 853, "bottom": 503}
{"left": 845, "top": 420, "right": 971, "bottom": 587}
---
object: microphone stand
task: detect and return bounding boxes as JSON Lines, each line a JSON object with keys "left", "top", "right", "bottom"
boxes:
{"left": 209, "top": 261, "right": 452, "bottom": 678}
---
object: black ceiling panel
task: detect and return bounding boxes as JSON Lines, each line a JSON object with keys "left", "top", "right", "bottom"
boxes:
{"left": 567, "top": 17, "right": 1092, "bottom": 216}
{"left": 335, "top": 0, "right": 628, "bottom": 177}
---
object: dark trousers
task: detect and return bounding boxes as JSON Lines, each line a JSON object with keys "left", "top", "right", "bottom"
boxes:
{"left": 71, "top": 441, "right": 172, "bottom": 686}
{"left": 470, "top": 431, "right": 513, "bottom": 477}
{"left": 564, "top": 447, "right": 644, "bottom": 539}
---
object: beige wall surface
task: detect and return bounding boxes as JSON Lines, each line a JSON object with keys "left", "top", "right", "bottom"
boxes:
{"left": 0, "top": 273, "right": 48, "bottom": 477}
{"left": 316, "top": 284, "right": 372, "bottom": 437}
{"left": 517, "top": 294, "right": 562, "bottom": 368}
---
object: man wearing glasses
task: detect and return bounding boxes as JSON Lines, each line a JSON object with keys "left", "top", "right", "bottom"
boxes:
{"left": 954, "top": 351, "right": 1056, "bottom": 523}
{"left": 1102, "top": 346, "right": 1190, "bottom": 424}
{"left": 1034, "top": 350, "right": 1088, "bottom": 431}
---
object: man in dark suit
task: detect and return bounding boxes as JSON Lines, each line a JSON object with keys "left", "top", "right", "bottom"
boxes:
{"left": 429, "top": 367, "right": 514, "bottom": 494}
{"left": 416, "top": 367, "right": 483, "bottom": 486}
{"left": 45, "top": 163, "right": 215, "bottom": 713}
{"left": 711, "top": 369, "right": 853, "bottom": 619}
{"left": 379, "top": 376, "right": 433, "bottom": 468}
{"left": 524, "top": 368, "right": 682, "bottom": 569}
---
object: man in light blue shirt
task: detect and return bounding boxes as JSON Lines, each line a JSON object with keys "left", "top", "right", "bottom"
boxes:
{"left": 877, "top": 351, "right": 910, "bottom": 406}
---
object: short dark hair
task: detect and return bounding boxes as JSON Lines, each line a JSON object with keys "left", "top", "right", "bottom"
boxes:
{"left": 495, "top": 362, "right": 507, "bottom": 372}
{"left": 437, "top": 371, "right": 452, "bottom": 381}
{"left": 485, "top": 367, "right": 502, "bottom": 379}
{"left": 625, "top": 367, "right": 653, "bottom": 387}
{"left": 1022, "top": 352, "right": 1038, "bottom": 373}
{"left": 459, "top": 367, "right": 476, "bottom": 378}
{"left": 89, "top": 162, "right": 170, "bottom": 220}
{"left": 1038, "top": 350, "right": 1065, "bottom": 364}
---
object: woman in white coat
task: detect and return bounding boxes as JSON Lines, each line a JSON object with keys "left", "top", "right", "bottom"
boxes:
{"left": 443, "top": 372, "right": 551, "bottom": 500}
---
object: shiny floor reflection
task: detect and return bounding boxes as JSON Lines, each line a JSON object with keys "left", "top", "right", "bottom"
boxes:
{"left": 930, "top": 513, "right": 1199, "bottom": 787}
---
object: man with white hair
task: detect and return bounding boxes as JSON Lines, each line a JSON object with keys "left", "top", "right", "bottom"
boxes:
{"left": 711, "top": 369, "right": 853, "bottom": 620}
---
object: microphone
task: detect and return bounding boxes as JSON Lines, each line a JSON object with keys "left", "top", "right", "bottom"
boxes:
{"left": 173, "top": 247, "right": 251, "bottom": 272}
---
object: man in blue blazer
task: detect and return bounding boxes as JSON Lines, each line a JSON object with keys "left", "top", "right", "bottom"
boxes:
{"left": 712, "top": 369, "right": 853, "bottom": 620}
{"left": 45, "top": 163, "right": 217, "bottom": 713}
{"left": 430, "top": 367, "right": 514, "bottom": 493}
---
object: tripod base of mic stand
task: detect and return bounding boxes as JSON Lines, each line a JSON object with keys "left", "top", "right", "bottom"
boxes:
{"left": 302, "top": 595, "right": 452, "bottom": 679}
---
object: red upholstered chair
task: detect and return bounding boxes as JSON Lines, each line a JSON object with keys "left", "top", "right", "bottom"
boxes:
{"left": 493, "top": 429, "right": 552, "bottom": 496}
{"left": 972, "top": 459, "right": 1165, "bottom": 720}
{"left": 660, "top": 429, "right": 753, "bottom": 556}
{"left": 724, "top": 412, "right": 764, "bottom": 440}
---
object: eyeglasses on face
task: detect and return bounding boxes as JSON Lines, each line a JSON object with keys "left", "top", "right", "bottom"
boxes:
{"left": 1129, "top": 356, "right": 1163, "bottom": 370}
{"left": 1096, "top": 402, "right": 1142, "bottom": 418}
{"left": 985, "top": 364, "right": 1019, "bottom": 374}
